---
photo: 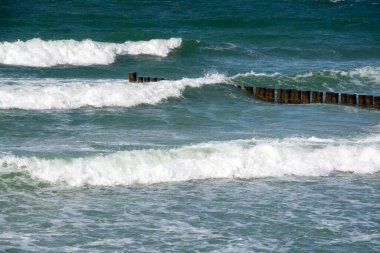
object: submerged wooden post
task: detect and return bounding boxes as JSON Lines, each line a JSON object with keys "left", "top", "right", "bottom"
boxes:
{"left": 158, "top": 78, "right": 165, "bottom": 81}
{"left": 311, "top": 91, "right": 323, "bottom": 103}
{"left": 365, "top": 95, "right": 374, "bottom": 108}
{"left": 283, "top": 89, "right": 292, "bottom": 104}
{"left": 236, "top": 85, "right": 241, "bottom": 89}
{"left": 128, "top": 72, "right": 137, "bottom": 82}
{"left": 137, "top": 77, "right": 143, "bottom": 83}
{"left": 151, "top": 77, "right": 158, "bottom": 82}
{"left": 301, "top": 91, "right": 311, "bottom": 104}
{"left": 374, "top": 96, "right": 380, "bottom": 109}
{"left": 341, "top": 93, "right": 348, "bottom": 105}
{"left": 277, "top": 89, "right": 283, "bottom": 104}
{"left": 245, "top": 86, "right": 253, "bottom": 95}
{"left": 348, "top": 94, "right": 357, "bottom": 106}
{"left": 143, "top": 77, "right": 151, "bottom": 82}
{"left": 267, "top": 88, "right": 275, "bottom": 103}
{"left": 358, "top": 95, "right": 365, "bottom": 107}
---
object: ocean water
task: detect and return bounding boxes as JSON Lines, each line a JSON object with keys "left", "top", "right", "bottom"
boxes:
{"left": 1, "top": 0, "right": 380, "bottom": 252}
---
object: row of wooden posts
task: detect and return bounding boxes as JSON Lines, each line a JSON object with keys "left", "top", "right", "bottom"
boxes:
{"left": 238, "top": 86, "right": 380, "bottom": 109}
{"left": 128, "top": 72, "right": 165, "bottom": 83}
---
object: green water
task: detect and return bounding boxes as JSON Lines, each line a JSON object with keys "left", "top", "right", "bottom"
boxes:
{"left": 0, "top": 0, "right": 380, "bottom": 251}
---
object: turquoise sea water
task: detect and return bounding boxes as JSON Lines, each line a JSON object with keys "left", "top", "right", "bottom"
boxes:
{"left": 1, "top": 0, "right": 380, "bottom": 251}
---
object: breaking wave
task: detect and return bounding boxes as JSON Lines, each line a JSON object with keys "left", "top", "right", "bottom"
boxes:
{"left": 1, "top": 136, "right": 379, "bottom": 187}
{"left": 1, "top": 66, "right": 378, "bottom": 110}
{"left": 0, "top": 38, "right": 182, "bottom": 67}
{"left": 0, "top": 73, "right": 226, "bottom": 110}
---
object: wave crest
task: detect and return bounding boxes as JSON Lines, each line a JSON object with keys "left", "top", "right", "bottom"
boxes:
{"left": 0, "top": 38, "right": 182, "bottom": 67}
{"left": 1, "top": 137, "right": 379, "bottom": 187}
{"left": 0, "top": 73, "right": 226, "bottom": 110}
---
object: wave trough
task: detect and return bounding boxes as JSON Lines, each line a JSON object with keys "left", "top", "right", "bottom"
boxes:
{"left": 0, "top": 38, "right": 182, "bottom": 67}
{"left": 1, "top": 136, "right": 379, "bottom": 187}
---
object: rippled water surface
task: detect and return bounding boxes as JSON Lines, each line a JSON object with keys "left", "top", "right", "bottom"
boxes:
{"left": 1, "top": 0, "right": 380, "bottom": 251}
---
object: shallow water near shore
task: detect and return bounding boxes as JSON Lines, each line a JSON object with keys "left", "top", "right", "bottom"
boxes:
{"left": 1, "top": 0, "right": 380, "bottom": 251}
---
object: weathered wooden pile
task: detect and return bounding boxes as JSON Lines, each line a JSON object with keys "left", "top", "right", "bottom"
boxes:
{"left": 240, "top": 86, "right": 380, "bottom": 109}
{"left": 128, "top": 72, "right": 165, "bottom": 83}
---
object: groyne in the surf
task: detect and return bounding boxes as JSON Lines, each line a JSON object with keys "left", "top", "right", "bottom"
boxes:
{"left": 238, "top": 85, "right": 380, "bottom": 110}
{"left": 128, "top": 72, "right": 165, "bottom": 83}
{"left": 128, "top": 72, "right": 379, "bottom": 110}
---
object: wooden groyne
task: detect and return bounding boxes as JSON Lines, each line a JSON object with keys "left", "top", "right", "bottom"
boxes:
{"left": 237, "top": 85, "right": 380, "bottom": 110}
{"left": 128, "top": 72, "right": 165, "bottom": 83}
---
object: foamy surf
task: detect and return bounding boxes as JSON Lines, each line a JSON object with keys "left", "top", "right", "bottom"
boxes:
{"left": 232, "top": 67, "right": 380, "bottom": 82}
{"left": 230, "top": 66, "right": 380, "bottom": 92}
{"left": 0, "top": 38, "right": 182, "bottom": 67}
{"left": 1, "top": 136, "right": 379, "bottom": 187}
{"left": 0, "top": 73, "right": 226, "bottom": 110}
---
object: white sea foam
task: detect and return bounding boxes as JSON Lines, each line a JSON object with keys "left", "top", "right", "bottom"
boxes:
{"left": 0, "top": 38, "right": 182, "bottom": 67}
{"left": 201, "top": 43, "right": 238, "bottom": 51}
{"left": 231, "top": 71, "right": 281, "bottom": 79}
{"left": 1, "top": 136, "right": 379, "bottom": 186}
{"left": 231, "top": 67, "right": 380, "bottom": 91}
{"left": 233, "top": 66, "right": 380, "bottom": 82}
{"left": 337, "top": 66, "right": 380, "bottom": 82}
{"left": 0, "top": 73, "right": 226, "bottom": 110}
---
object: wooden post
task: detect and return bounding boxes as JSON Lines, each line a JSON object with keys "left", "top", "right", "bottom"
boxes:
{"left": 358, "top": 95, "right": 365, "bottom": 107}
{"left": 237, "top": 85, "right": 241, "bottom": 89}
{"left": 143, "top": 77, "right": 151, "bottom": 82}
{"left": 158, "top": 78, "right": 165, "bottom": 81}
{"left": 311, "top": 91, "right": 323, "bottom": 103}
{"left": 374, "top": 96, "right": 380, "bottom": 109}
{"left": 245, "top": 86, "right": 253, "bottom": 95}
{"left": 151, "top": 77, "right": 158, "bottom": 82}
{"left": 290, "top": 89, "right": 301, "bottom": 104}
{"left": 326, "top": 92, "right": 338, "bottom": 104}
{"left": 257, "top": 87, "right": 264, "bottom": 100}
{"left": 326, "top": 92, "right": 332, "bottom": 104}
{"left": 332, "top": 92, "right": 339, "bottom": 104}
{"left": 128, "top": 72, "right": 137, "bottom": 82}
{"left": 277, "top": 89, "right": 283, "bottom": 104}
{"left": 341, "top": 93, "right": 348, "bottom": 105}
{"left": 365, "top": 95, "right": 374, "bottom": 108}
{"left": 283, "top": 89, "right": 292, "bottom": 104}
{"left": 256, "top": 87, "right": 260, "bottom": 99}
{"left": 290, "top": 89, "right": 296, "bottom": 104}
{"left": 137, "top": 77, "right": 143, "bottom": 83}
{"left": 348, "top": 94, "right": 357, "bottom": 106}
{"left": 301, "top": 91, "right": 311, "bottom": 104}
{"left": 261, "top": 88, "right": 267, "bottom": 101}
{"left": 257, "top": 87, "right": 263, "bottom": 100}
{"left": 267, "top": 88, "right": 274, "bottom": 103}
